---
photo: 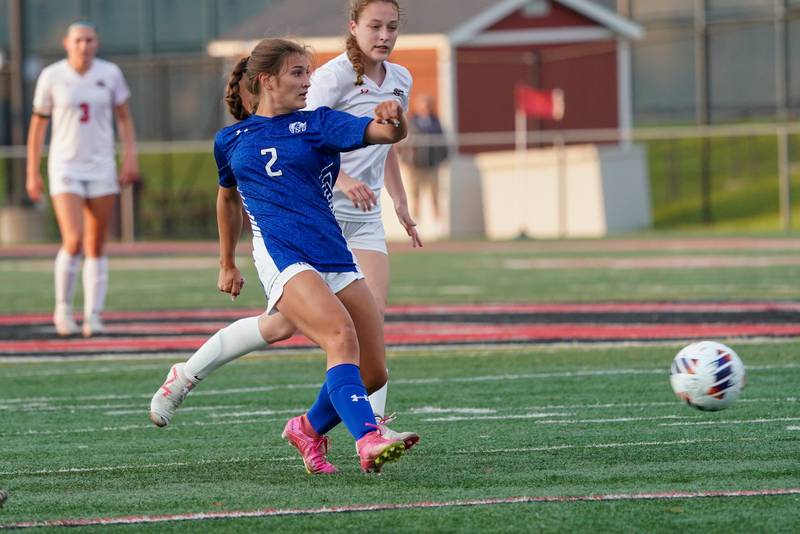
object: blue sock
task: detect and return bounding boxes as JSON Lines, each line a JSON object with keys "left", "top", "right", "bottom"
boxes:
{"left": 325, "top": 363, "right": 375, "bottom": 440}
{"left": 306, "top": 383, "right": 341, "bottom": 435}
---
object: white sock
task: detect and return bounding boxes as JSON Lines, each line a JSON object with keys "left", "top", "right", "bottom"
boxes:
{"left": 183, "top": 316, "right": 268, "bottom": 382}
{"left": 369, "top": 375, "right": 389, "bottom": 419}
{"left": 54, "top": 249, "right": 81, "bottom": 317}
{"left": 82, "top": 257, "right": 108, "bottom": 319}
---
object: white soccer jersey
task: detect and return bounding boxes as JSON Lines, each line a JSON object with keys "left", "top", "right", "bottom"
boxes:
{"left": 305, "top": 53, "right": 412, "bottom": 222}
{"left": 32, "top": 58, "right": 130, "bottom": 182}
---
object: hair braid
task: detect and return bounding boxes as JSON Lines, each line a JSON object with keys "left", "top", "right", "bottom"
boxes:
{"left": 345, "top": 34, "right": 365, "bottom": 86}
{"left": 224, "top": 56, "right": 251, "bottom": 120}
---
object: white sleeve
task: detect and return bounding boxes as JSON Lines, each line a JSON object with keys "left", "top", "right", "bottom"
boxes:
{"left": 32, "top": 68, "right": 54, "bottom": 115}
{"left": 305, "top": 67, "right": 342, "bottom": 110}
{"left": 111, "top": 64, "right": 131, "bottom": 106}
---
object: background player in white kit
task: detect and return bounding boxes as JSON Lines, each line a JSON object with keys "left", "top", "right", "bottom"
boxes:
{"left": 26, "top": 21, "right": 139, "bottom": 337}
{"left": 150, "top": 0, "right": 418, "bottom": 447}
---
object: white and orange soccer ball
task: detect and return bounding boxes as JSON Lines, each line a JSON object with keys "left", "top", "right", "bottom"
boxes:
{"left": 670, "top": 341, "right": 746, "bottom": 411}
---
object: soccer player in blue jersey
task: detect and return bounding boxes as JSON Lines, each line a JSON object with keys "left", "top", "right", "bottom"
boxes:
{"left": 149, "top": 37, "right": 413, "bottom": 473}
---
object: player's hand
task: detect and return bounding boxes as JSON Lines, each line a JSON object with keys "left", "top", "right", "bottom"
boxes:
{"left": 26, "top": 172, "right": 44, "bottom": 203}
{"left": 374, "top": 100, "right": 403, "bottom": 127}
{"left": 218, "top": 265, "right": 245, "bottom": 301}
{"left": 338, "top": 173, "right": 376, "bottom": 212}
{"left": 119, "top": 157, "right": 141, "bottom": 186}
{"left": 395, "top": 203, "right": 422, "bottom": 248}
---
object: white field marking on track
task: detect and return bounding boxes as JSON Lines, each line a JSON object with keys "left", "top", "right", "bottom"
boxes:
{"left": 2, "top": 364, "right": 798, "bottom": 407}
{"left": 4, "top": 489, "right": 800, "bottom": 530}
{"left": 659, "top": 417, "right": 800, "bottom": 427}
{"left": 787, "top": 426, "right": 800, "bottom": 430}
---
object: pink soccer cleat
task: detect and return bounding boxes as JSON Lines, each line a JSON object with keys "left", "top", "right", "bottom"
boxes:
{"left": 282, "top": 415, "right": 338, "bottom": 475}
{"left": 376, "top": 413, "right": 420, "bottom": 451}
{"left": 356, "top": 428, "right": 405, "bottom": 473}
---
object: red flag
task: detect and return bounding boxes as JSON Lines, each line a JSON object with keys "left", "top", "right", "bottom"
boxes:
{"left": 515, "top": 84, "right": 564, "bottom": 121}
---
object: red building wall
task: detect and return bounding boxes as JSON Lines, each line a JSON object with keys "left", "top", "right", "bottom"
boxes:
{"left": 489, "top": 1, "right": 599, "bottom": 30}
{"left": 456, "top": 40, "right": 618, "bottom": 152}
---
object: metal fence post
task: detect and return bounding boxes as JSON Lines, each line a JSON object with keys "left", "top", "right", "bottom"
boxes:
{"left": 777, "top": 127, "right": 791, "bottom": 231}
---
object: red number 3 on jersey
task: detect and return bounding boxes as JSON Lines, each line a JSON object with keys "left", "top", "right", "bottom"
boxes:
{"left": 79, "top": 102, "right": 90, "bottom": 123}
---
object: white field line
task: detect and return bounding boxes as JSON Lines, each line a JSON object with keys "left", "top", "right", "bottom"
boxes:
{"left": 0, "top": 455, "right": 296, "bottom": 477}
{"left": 3, "top": 396, "right": 796, "bottom": 416}
{"left": 0, "top": 436, "right": 758, "bottom": 478}
{"left": 3, "top": 488, "right": 799, "bottom": 530}
{"left": 425, "top": 413, "right": 575, "bottom": 421}
{"left": 425, "top": 414, "right": 687, "bottom": 424}
{"left": 7, "top": 411, "right": 797, "bottom": 439}
{"left": 105, "top": 405, "right": 254, "bottom": 416}
{"left": 455, "top": 437, "right": 759, "bottom": 455}
{"left": 4, "top": 364, "right": 797, "bottom": 407}
{"left": 659, "top": 417, "right": 800, "bottom": 427}
{"left": 0, "top": 417, "right": 287, "bottom": 438}
{"left": 787, "top": 426, "right": 800, "bottom": 430}
{"left": 0, "top": 363, "right": 171, "bottom": 378}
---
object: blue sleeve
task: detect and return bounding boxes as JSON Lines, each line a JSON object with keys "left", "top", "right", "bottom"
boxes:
{"left": 214, "top": 135, "right": 236, "bottom": 188}
{"left": 316, "top": 107, "right": 373, "bottom": 153}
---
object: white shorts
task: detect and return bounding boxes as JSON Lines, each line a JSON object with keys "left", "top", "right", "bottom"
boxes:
{"left": 49, "top": 173, "right": 120, "bottom": 198}
{"left": 337, "top": 219, "right": 388, "bottom": 255}
{"left": 252, "top": 237, "right": 364, "bottom": 315}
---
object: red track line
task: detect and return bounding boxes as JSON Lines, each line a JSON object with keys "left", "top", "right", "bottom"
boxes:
{"left": 3, "top": 301, "right": 800, "bottom": 325}
{"left": 2, "top": 488, "right": 798, "bottom": 529}
{"left": 3, "top": 323, "right": 800, "bottom": 354}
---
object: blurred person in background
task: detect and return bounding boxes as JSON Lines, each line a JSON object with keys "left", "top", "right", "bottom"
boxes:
{"left": 26, "top": 20, "right": 139, "bottom": 337}
{"left": 403, "top": 93, "right": 448, "bottom": 224}
{"left": 146, "top": 0, "right": 419, "bottom": 450}
{"left": 150, "top": 37, "right": 415, "bottom": 474}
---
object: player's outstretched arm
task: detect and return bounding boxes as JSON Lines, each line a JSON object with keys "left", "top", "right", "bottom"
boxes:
{"left": 384, "top": 147, "right": 422, "bottom": 247}
{"left": 365, "top": 101, "right": 407, "bottom": 145}
{"left": 114, "top": 102, "right": 140, "bottom": 185}
{"left": 216, "top": 186, "right": 245, "bottom": 300}
{"left": 25, "top": 114, "right": 49, "bottom": 203}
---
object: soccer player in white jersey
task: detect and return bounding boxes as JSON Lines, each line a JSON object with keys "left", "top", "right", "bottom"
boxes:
{"left": 26, "top": 21, "right": 139, "bottom": 337}
{"left": 150, "top": 38, "right": 415, "bottom": 473}
{"left": 302, "top": 0, "right": 421, "bottom": 437}
{"left": 149, "top": 0, "right": 419, "bottom": 450}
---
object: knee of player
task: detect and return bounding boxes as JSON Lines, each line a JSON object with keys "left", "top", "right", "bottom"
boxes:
{"left": 62, "top": 239, "right": 82, "bottom": 256}
{"left": 321, "top": 320, "right": 359, "bottom": 355}
{"left": 259, "top": 314, "right": 297, "bottom": 343}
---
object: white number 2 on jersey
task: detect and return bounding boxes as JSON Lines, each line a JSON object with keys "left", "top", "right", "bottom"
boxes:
{"left": 260, "top": 148, "right": 283, "bottom": 177}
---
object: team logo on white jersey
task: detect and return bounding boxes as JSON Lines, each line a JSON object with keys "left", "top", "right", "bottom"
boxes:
{"left": 393, "top": 88, "right": 405, "bottom": 97}
{"left": 289, "top": 121, "right": 307, "bottom": 134}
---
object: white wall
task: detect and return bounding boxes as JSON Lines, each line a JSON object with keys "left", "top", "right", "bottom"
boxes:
{"left": 381, "top": 143, "right": 651, "bottom": 241}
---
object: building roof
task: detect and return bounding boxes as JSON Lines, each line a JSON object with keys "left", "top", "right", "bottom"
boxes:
{"left": 209, "top": 0, "right": 643, "bottom": 57}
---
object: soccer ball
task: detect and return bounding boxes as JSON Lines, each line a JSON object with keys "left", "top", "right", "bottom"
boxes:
{"left": 669, "top": 341, "right": 745, "bottom": 411}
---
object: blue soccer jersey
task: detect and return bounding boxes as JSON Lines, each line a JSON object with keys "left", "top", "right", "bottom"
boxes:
{"left": 213, "top": 107, "right": 373, "bottom": 273}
